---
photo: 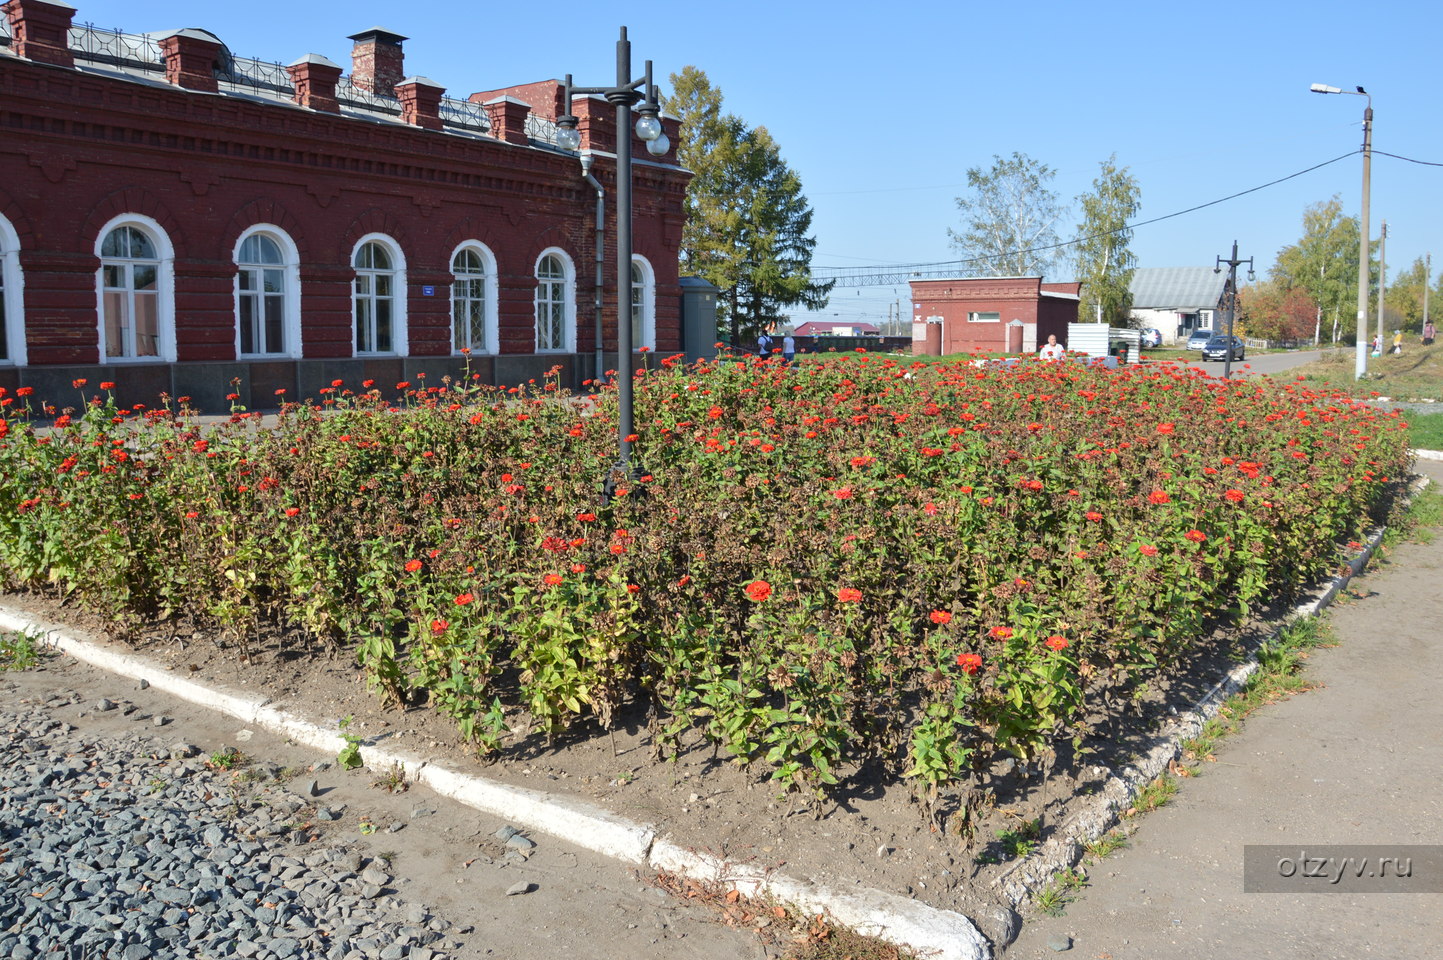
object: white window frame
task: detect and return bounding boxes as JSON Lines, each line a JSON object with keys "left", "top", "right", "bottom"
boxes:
{"left": 94, "top": 214, "right": 176, "bottom": 364}
{"left": 533, "top": 247, "right": 576, "bottom": 354}
{"left": 967, "top": 311, "right": 1001, "bottom": 323}
{"left": 630, "top": 254, "right": 656, "bottom": 351}
{"left": 233, "top": 225, "right": 302, "bottom": 359}
{"left": 351, "top": 233, "right": 408, "bottom": 357}
{"left": 0, "top": 213, "right": 23, "bottom": 366}
{"left": 449, "top": 241, "right": 498, "bottom": 355}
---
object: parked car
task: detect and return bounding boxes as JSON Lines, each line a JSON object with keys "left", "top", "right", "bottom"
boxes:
{"left": 1140, "top": 327, "right": 1163, "bottom": 348}
{"left": 1186, "top": 329, "right": 1214, "bottom": 350}
{"left": 1201, "top": 335, "right": 1245, "bottom": 362}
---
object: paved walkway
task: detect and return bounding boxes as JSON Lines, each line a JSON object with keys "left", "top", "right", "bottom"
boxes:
{"left": 1008, "top": 459, "right": 1443, "bottom": 958}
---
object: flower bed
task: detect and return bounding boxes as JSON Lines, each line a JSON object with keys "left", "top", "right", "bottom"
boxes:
{"left": 0, "top": 354, "right": 1411, "bottom": 829}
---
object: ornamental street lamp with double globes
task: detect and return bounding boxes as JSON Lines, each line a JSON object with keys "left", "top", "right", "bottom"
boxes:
{"left": 554, "top": 28, "right": 669, "bottom": 497}
{"left": 1310, "top": 82, "right": 1372, "bottom": 380}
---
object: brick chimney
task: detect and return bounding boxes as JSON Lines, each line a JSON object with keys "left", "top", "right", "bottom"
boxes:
{"left": 347, "top": 27, "right": 407, "bottom": 96}
{"left": 3, "top": 0, "right": 77, "bottom": 68}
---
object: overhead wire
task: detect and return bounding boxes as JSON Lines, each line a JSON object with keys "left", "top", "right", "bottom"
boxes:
{"left": 814, "top": 150, "right": 1362, "bottom": 283}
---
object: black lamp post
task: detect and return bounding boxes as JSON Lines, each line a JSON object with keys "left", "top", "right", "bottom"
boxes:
{"left": 554, "top": 28, "right": 670, "bottom": 496}
{"left": 1214, "top": 241, "right": 1255, "bottom": 380}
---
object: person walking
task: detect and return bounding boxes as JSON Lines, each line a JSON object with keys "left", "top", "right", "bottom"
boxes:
{"left": 782, "top": 334, "right": 796, "bottom": 364}
{"left": 1391, "top": 329, "right": 1404, "bottom": 355}
{"left": 1424, "top": 320, "right": 1436, "bottom": 346}
{"left": 1038, "top": 334, "right": 1065, "bottom": 361}
{"left": 756, "top": 331, "right": 772, "bottom": 357}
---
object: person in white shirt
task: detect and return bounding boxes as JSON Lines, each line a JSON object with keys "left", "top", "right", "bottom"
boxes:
{"left": 1038, "top": 335, "right": 1065, "bottom": 360}
{"left": 782, "top": 334, "right": 796, "bottom": 363}
{"left": 756, "top": 332, "right": 772, "bottom": 356}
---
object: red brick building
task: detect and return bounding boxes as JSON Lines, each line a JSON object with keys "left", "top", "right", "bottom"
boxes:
{"left": 0, "top": 1, "right": 689, "bottom": 411}
{"left": 909, "top": 277, "right": 1080, "bottom": 356}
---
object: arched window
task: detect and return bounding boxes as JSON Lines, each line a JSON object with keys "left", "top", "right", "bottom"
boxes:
{"left": 0, "top": 213, "right": 22, "bottom": 366}
{"left": 630, "top": 255, "right": 656, "bottom": 351}
{"left": 235, "top": 227, "right": 301, "bottom": 358}
{"left": 533, "top": 249, "right": 575, "bottom": 353}
{"left": 451, "top": 242, "right": 497, "bottom": 354}
{"left": 97, "top": 217, "right": 174, "bottom": 362}
{"left": 352, "top": 235, "right": 407, "bottom": 356}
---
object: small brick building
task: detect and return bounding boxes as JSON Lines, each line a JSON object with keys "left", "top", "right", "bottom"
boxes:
{"left": 0, "top": 1, "right": 689, "bottom": 411}
{"left": 909, "top": 277, "right": 1080, "bottom": 356}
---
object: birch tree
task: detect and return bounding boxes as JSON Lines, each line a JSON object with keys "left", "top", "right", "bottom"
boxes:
{"left": 947, "top": 152, "right": 1066, "bottom": 277}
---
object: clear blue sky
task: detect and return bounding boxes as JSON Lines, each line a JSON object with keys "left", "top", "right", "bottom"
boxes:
{"left": 73, "top": 0, "right": 1441, "bottom": 327}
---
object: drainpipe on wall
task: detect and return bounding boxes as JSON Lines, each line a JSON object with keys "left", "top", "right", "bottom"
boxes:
{"left": 579, "top": 154, "right": 606, "bottom": 385}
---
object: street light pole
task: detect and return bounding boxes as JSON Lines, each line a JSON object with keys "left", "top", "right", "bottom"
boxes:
{"left": 1310, "top": 83, "right": 1371, "bottom": 379}
{"left": 555, "top": 28, "right": 671, "bottom": 496}
{"left": 1215, "top": 241, "right": 1254, "bottom": 380}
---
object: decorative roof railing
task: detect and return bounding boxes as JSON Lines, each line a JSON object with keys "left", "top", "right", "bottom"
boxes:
{"left": 335, "top": 75, "right": 402, "bottom": 116}
{"left": 216, "top": 53, "right": 294, "bottom": 98}
{"left": 439, "top": 96, "right": 490, "bottom": 132}
{"left": 67, "top": 22, "right": 164, "bottom": 73}
{"left": 12, "top": 21, "right": 496, "bottom": 139}
{"left": 525, "top": 114, "right": 561, "bottom": 147}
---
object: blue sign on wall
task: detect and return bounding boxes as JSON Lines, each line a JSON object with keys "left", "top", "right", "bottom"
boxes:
{"left": 421, "top": 285, "right": 435, "bottom": 297}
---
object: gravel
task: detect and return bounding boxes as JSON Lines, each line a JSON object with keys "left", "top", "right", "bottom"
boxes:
{"left": 0, "top": 684, "right": 467, "bottom": 960}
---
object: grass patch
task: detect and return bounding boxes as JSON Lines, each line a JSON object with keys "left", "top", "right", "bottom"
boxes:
{"left": 1033, "top": 867, "right": 1088, "bottom": 917}
{"left": 1286, "top": 342, "right": 1443, "bottom": 401}
{"left": 1126, "top": 774, "right": 1178, "bottom": 817}
{"left": 0, "top": 630, "right": 45, "bottom": 671}
{"left": 1081, "top": 830, "right": 1130, "bottom": 862}
{"left": 1406, "top": 412, "right": 1443, "bottom": 451}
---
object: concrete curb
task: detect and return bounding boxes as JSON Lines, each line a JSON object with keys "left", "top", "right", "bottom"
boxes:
{"left": 1413, "top": 448, "right": 1443, "bottom": 462}
{"left": 0, "top": 603, "right": 992, "bottom": 960}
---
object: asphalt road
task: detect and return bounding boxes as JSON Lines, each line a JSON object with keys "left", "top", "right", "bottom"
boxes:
{"left": 1166, "top": 348, "right": 1324, "bottom": 379}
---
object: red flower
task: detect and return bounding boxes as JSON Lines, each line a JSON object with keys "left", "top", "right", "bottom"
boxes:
{"left": 430, "top": 619, "right": 449, "bottom": 634}
{"left": 571, "top": 563, "right": 587, "bottom": 574}
{"left": 284, "top": 507, "right": 300, "bottom": 518}
{"left": 833, "top": 486, "right": 854, "bottom": 500}
{"left": 745, "top": 580, "right": 772, "bottom": 602}
{"left": 404, "top": 559, "right": 423, "bottom": 572}
{"left": 1139, "top": 543, "right": 1158, "bottom": 557}
{"left": 626, "top": 584, "right": 640, "bottom": 594}
{"left": 1085, "top": 511, "right": 1103, "bottom": 522}
{"left": 1157, "top": 422, "right": 1175, "bottom": 434}
{"left": 1148, "top": 489, "right": 1170, "bottom": 505}
{"left": 1223, "top": 489, "right": 1245, "bottom": 503}
{"left": 1185, "top": 529, "right": 1207, "bottom": 543}
{"left": 577, "top": 512, "right": 596, "bottom": 522}
{"left": 1044, "top": 635, "right": 1069, "bottom": 651}
{"left": 72, "top": 378, "right": 88, "bottom": 388}
{"left": 16, "top": 387, "right": 32, "bottom": 397}
{"left": 99, "top": 381, "right": 116, "bottom": 391}
{"left": 923, "top": 502, "right": 938, "bottom": 516}
{"left": 454, "top": 592, "right": 476, "bottom": 605}
{"left": 837, "top": 587, "right": 862, "bottom": 603}
{"left": 930, "top": 610, "right": 952, "bottom": 625}
{"left": 850, "top": 456, "right": 875, "bottom": 467}
{"left": 990, "top": 626, "right": 1014, "bottom": 640}
{"left": 542, "top": 573, "right": 564, "bottom": 588}
{"left": 956, "top": 653, "right": 983, "bottom": 675}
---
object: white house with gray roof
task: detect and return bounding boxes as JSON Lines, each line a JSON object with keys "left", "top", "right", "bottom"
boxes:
{"left": 1129, "top": 267, "right": 1229, "bottom": 345}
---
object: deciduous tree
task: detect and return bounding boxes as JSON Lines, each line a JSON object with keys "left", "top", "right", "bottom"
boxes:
{"left": 947, "top": 152, "right": 1067, "bottom": 278}
{"left": 1272, "top": 196, "right": 1362, "bottom": 343}
{"left": 1072, "top": 154, "right": 1141, "bottom": 325}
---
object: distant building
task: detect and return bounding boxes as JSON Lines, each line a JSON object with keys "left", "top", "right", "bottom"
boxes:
{"left": 792, "top": 320, "right": 880, "bottom": 337}
{"left": 0, "top": 1, "right": 689, "bottom": 410}
{"left": 1129, "top": 267, "right": 1228, "bottom": 344}
{"left": 908, "top": 277, "right": 1079, "bottom": 355}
